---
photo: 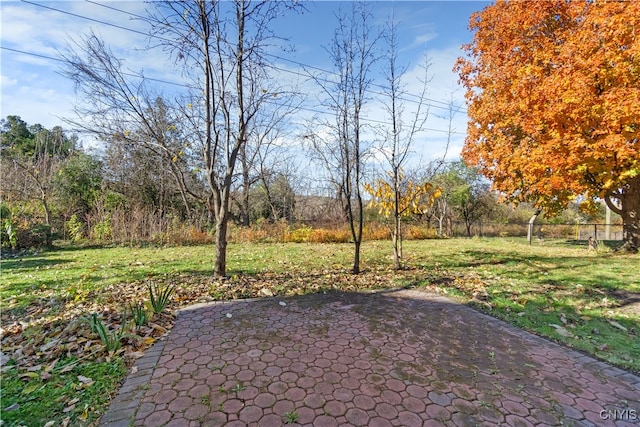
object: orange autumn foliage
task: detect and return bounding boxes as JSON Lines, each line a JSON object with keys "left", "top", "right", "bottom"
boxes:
{"left": 456, "top": 0, "right": 640, "bottom": 250}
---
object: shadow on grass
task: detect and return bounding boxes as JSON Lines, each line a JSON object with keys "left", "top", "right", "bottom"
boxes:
{"left": 467, "top": 296, "right": 639, "bottom": 373}
{"left": 1, "top": 257, "right": 72, "bottom": 271}
{"left": 419, "top": 246, "right": 639, "bottom": 309}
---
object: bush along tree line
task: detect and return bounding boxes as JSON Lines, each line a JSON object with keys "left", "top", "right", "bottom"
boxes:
{"left": 0, "top": 114, "right": 616, "bottom": 251}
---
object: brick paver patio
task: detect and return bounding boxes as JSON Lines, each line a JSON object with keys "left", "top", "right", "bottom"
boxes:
{"left": 100, "top": 289, "right": 640, "bottom": 426}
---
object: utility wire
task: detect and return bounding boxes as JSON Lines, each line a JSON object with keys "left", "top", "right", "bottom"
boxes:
{"left": 84, "top": 0, "right": 149, "bottom": 21}
{"left": 8, "top": 1, "right": 468, "bottom": 134}
{"left": 1, "top": 46, "right": 190, "bottom": 88}
{"left": 80, "top": 0, "right": 466, "bottom": 112}
{"left": 21, "top": 0, "right": 154, "bottom": 40}
{"left": 3, "top": 45, "right": 465, "bottom": 135}
{"left": 25, "top": 0, "right": 467, "bottom": 114}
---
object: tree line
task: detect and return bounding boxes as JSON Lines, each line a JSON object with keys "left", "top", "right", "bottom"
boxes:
{"left": 2, "top": 0, "right": 637, "bottom": 276}
{"left": 0, "top": 114, "right": 609, "bottom": 251}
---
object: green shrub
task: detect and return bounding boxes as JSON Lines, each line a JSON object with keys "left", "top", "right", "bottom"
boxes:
{"left": 129, "top": 301, "right": 148, "bottom": 332}
{"left": 92, "top": 218, "right": 112, "bottom": 240}
{"left": 14, "top": 223, "right": 52, "bottom": 249}
{"left": 0, "top": 204, "right": 14, "bottom": 248}
{"left": 1, "top": 218, "right": 17, "bottom": 249}
{"left": 66, "top": 214, "right": 85, "bottom": 241}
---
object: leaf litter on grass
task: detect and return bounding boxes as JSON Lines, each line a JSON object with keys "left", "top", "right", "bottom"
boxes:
{"left": 2, "top": 239, "right": 638, "bottom": 423}
{"left": 1, "top": 265, "right": 427, "bottom": 382}
{"left": 2, "top": 267, "right": 423, "bottom": 421}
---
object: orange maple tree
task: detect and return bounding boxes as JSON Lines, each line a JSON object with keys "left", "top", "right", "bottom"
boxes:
{"left": 455, "top": 0, "right": 640, "bottom": 251}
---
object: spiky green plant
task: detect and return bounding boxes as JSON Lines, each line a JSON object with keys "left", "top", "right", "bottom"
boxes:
{"left": 88, "top": 312, "right": 127, "bottom": 352}
{"left": 149, "top": 283, "right": 175, "bottom": 314}
{"left": 129, "top": 301, "right": 148, "bottom": 332}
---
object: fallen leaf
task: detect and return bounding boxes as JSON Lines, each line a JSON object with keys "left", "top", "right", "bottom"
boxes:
{"left": 78, "top": 375, "right": 93, "bottom": 384}
{"left": 21, "top": 383, "right": 40, "bottom": 395}
{"left": 129, "top": 352, "right": 145, "bottom": 360}
{"left": 20, "top": 372, "right": 40, "bottom": 379}
{"left": 40, "top": 339, "right": 60, "bottom": 353}
{"left": 608, "top": 320, "right": 628, "bottom": 332}
{"left": 5, "top": 403, "right": 20, "bottom": 411}
{"left": 548, "top": 324, "right": 572, "bottom": 337}
{"left": 149, "top": 323, "right": 167, "bottom": 333}
{"left": 44, "top": 358, "right": 59, "bottom": 373}
{"left": 260, "top": 288, "right": 274, "bottom": 297}
{"left": 80, "top": 404, "right": 89, "bottom": 420}
{"left": 58, "top": 362, "right": 78, "bottom": 373}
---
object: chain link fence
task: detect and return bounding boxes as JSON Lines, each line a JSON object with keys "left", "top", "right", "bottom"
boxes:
{"left": 448, "top": 222, "right": 624, "bottom": 241}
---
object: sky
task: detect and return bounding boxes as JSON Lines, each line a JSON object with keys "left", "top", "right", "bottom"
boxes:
{"left": 0, "top": 1, "right": 491, "bottom": 163}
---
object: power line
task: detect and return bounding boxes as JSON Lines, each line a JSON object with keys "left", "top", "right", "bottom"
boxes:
{"left": 21, "top": 0, "right": 153, "bottom": 40}
{"left": 3, "top": 44, "right": 466, "bottom": 136}
{"left": 270, "top": 52, "right": 466, "bottom": 113}
{"left": 23, "top": 0, "right": 467, "bottom": 115}
{"left": 84, "top": 0, "right": 149, "bottom": 21}
{"left": 7, "top": 2, "right": 468, "bottom": 134}
{"left": 81, "top": 0, "right": 467, "bottom": 113}
{"left": 0, "top": 46, "right": 190, "bottom": 89}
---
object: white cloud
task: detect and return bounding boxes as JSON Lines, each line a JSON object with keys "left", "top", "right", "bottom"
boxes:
{"left": 1, "top": 75, "right": 18, "bottom": 87}
{"left": 1, "top": 0, "right": 473, "bottom": 162}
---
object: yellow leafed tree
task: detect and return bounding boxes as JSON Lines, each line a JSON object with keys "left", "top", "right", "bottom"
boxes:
{"left": 366, "top": 172, "right": 439, "bottom": 269}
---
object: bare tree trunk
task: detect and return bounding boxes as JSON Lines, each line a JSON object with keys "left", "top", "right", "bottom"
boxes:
{"left": 392, "top": 216, "right": 401, "bottom": 270}
{"left": 239, "top": 145, "right": 251, "bottom": 227}
{"left": 527, "top": 208, "right": 542, "bottom": 245}
{"left": 605, "top": 175, "right": 640, "bottom": 252}
{"left": 41, "top": 193, "right": 51, "bottom": 227}
{"left": 214, "top": 213, "right": 228, "bottom": 276}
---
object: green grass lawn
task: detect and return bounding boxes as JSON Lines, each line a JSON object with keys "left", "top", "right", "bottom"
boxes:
{"left": 1, "top": 237, "right": 638, "bottom": 425}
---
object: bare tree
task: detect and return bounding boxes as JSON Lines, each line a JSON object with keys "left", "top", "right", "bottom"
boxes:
{"left": 374, "top": 12, "right": 433, "bottom": 269}
{"left": 151, "top": 0, "right": 300, "bottom": 276}
{"left": 308, "top": 2, "right": 380, "bottom": 274}
{"left": 62, "top": 0, "right": 300, "bottom": 276}
{"left": 1, "top": 119, "right": 74, "bottom": 228}
{"left": 61, "top": 35, "right": 205, "bottom": 223}
{"left": 233, "top": 90, "right": 302, "bottom": 226}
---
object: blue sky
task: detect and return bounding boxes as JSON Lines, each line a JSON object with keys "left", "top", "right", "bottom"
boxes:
{"left": 1, "top": 1, "right": 490, "bottom": 160}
